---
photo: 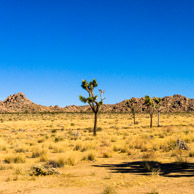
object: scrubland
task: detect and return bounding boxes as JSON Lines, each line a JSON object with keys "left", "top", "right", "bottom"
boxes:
{"left": 0, "top": 112, "right": 194, "bottom": 194}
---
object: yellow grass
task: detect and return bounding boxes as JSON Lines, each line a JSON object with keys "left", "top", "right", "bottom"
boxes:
{"left": 0, "top": 112, "right": 193, "bottom": 194}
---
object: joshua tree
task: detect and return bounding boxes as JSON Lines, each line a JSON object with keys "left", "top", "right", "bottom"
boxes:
{"left": 144, "top": 95, "right": 162, "bottom": 128}
{"left": 127, "top": 98, "right": 138, "bottom": 124}
{"left": 154, "top": 97, "right": 162, "bottom": 127}
{"left": 79, "top": 79, "right": 105, "bottom": 136}
{"left": 144, "top": 95, "right": 156, "bottom": 128}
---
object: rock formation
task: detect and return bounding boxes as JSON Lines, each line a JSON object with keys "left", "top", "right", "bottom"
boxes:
{"left": 0, "top": 92, "right": 63, "bottom": 113}
{"left": 0, "top": 92, "right": 193, "bottom": 113}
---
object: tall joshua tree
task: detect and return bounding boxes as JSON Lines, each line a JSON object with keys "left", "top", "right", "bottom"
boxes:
{"left": 79, "top": 79, "right": 105, "bottom": 136}
{"left": 127, "top": 98, "right": 138, "bottom": 125}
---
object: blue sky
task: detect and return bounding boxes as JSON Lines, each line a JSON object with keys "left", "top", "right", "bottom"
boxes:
{"left": 0, "top": 0, "right": 193, "bottom": 106}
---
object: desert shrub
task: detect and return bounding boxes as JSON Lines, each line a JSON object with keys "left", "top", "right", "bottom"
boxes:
{"left": 97, "top": 127, "right": 103, "bottom": 131}
{"left": 82, "top": 153, "right": 96, "bottom": 161}
{"left": 152, "top": 144, "right": 159, "bottom": 151}
{"left": 46, "top": 158, "right": 65, "bottom": 168}
{"left": 167, "top": 140, "right": 177, "bottom": 150}
{"left": 74, "top": 143, "right": 82, "bottom": 151}
{"left": 39, "top": 153, "right": 48, "bottom": 162}
{"left": 32, "top": 148, "right": 47, "bottom": 158}
{"left": 0, "top": 145, "right": 7, "bottom": 151}
{"left": 142, "top": 162, "right": 152, "bottom": 171}
{"left": 140, "top": 161, "right": 161, "bottom": 174}
{"left": 111, "top": 138, "right": 116, "bottom": 142}
{"left": 113, "top": 145, "right": 121, "bottom": 152}
{"left": 189, "top": 151, "right": 194, "bottom": 157}
{"left": 14, "top": 167, "right": 23, "bottom": 175}
{"left": 66, "top": 156, "right": 77, "bottom": 166}
{"left": 134, "top": 141, "right": 144, "bottom": 149}
{"left": 81, "top": 146, "right": 88, "bottom": 152}
{"left": 54, "top": 137, "right": 63, "bottom": 142}
{"left": 146, "top": 190, "right": 159, "bottom": 194}
{"left": 52, "top": 145, "right": 64, "bottom": 153}
{"left": 175, "top": 153, "right": 188, "bottom": 167}
{"left": 37, "top": 139, "right": 44, "bottom": 143}
{"left": 101, "top": 140, "right": 110, "bottom": 147}
{"left": 51, "top": 129, "right": 57, "bottom": 133}
{"left": 0, "top": 165, "right": 12, "bottom": 170}
{"left": 184, "top": 130, "right": 189, "bottom": 135}
{"left": 158, "top": 134, "right": 165, "bottom": 138}
{"left": 102, "top": 152, "right": 112, "bottom": 158}
{"left": 142, "top": 152, "right": 155, "bottom": 160}
{"left": 120, "top": 146, "right": 128, "bottom": 153}
{"left": 15, "top": 148, "right": 27, "bottom": 153}
{"left": 140, "top": 145, "right": 148, "bottom": 152}
{"left": 102, "top": 186, "right": 117, "bottom": 194}
{"left": 57, "top": 157, "right": 66, "bottom": 167}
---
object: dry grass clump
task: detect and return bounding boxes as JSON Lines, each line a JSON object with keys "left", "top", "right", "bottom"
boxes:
{"left": 146, "top": 190, "right": 159, "bottom": 194}
{"left": 31, "top": 147, "right": 47, "bottom": 158}
{"left": 15, "top": 147, "right": 28, "bottom": 153}
{"left": 4, "top": 155, "right": 26, "bottom": 163}
{"left": 52, "top": 145, "right": 64, "bottom": 153}
{"left": 189, "top": 151, "right": 194, "bottom": 157}
{"left": 82, "top": 152, "right": 96, "bottom": 161}
{"left": 65, "top": 155, "right": 77, "bottom": 166}
{"left": 39, "top": 153, "right": 48, "bottom": 162}
{"left": 102, "top": 185, "right": 117, "bottom": 194}
{"left": 0, "top": 164, "right": 13, "bottom": 170}
{"left": 46, "top": 157, "right": 65, "bottom": 168}
{"left": 142, "top": 151, "right": 156, "bottom": 160}
{"left": 102, "top": 151, "right": 112, "bottom": 158}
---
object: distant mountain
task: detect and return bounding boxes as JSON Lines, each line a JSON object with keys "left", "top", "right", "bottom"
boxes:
{"left": 0, "top": 92, "right": 193, "bottom": 113}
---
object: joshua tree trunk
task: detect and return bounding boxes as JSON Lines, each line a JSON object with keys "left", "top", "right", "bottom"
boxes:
{"left": 157, "top": 111, "right": 160, "bottom": 127}
{"left": 93, "top": 112, "right": 98, "bottom": 136}
{"left": 150, "top": 114, "right": 153, "bottom": 128}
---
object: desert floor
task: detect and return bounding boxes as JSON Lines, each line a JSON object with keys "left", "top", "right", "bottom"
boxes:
{"left": 0, "top": 112, "right": 193, "bottom": 194}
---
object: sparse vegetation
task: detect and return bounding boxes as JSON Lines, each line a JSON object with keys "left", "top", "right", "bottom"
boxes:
{"left": 0, "top": 112, "right": 193, "bottom": 193}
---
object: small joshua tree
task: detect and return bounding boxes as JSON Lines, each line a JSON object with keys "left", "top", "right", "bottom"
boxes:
{"left": 79, "top": 79, "right": 105, "bottom": 136}
{"left": 127, "top": 98, "right": 138, "bottom": 125}
{"left": 144, "top": 95, "right": 156, "bottom": 128}
{"left": 154, "top": 97, "right": 162, "bottom": 127}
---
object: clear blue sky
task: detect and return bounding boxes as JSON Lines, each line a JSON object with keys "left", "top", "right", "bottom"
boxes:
{"left": 0, "top": 0, "right": 193, "bottom": 106}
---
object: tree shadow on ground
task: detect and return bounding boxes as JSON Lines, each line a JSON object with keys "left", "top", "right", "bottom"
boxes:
{"left": 93, "top": 161, "right": 194, "bottom": 177}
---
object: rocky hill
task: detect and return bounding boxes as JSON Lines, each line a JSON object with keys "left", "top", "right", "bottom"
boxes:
{"left": 64, "top": 94, "right": 194, "bottom": 113}
{"left": 0, "top": 92, "right": 193, "bottom": 113}
{"left": 0, "top": 92, "right": 63, "bottom": 113}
